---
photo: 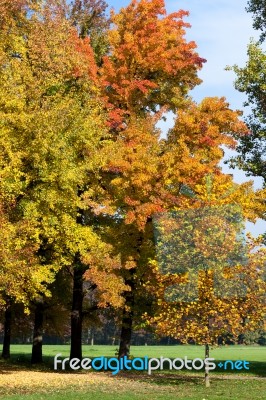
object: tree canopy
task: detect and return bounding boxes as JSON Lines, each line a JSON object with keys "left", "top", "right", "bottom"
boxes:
{"left": 0, "top": 0, "right": 265, "bottom": 368}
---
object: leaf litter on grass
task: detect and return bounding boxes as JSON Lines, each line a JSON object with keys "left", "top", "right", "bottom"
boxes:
{"left": 0, "top": 364, "right": 172, "bottom": 398}
{"left": 0, "top": 363, "right": 265, "bottom": 399}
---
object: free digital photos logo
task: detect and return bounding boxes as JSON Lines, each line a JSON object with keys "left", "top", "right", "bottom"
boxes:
{"left": 54, "top": 354, "right": 250, "bottom": 375}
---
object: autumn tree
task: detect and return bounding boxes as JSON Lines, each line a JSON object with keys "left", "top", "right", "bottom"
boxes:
{"left": 26, "top": 1, "right": 129, "bottom": 363}
{"left": 149, "top": 175, "right": 266, "bottom": 387}
{"left": 97, "top": 0, "right": 249, "bottom": 360}
{"left": 99, "top": 0, "right": 205, "bottom": 129}
{"left": 98, "top": 91, "right": 253, "bottom": 358}
{"left": 0, "top": 0, "right": 57, "bottom": 359}
{"left": 0, "top": 0, "right": 127, "bottom": 362}
{"left": 79, "top": 0, "right": 206, "bottom": 358}
{"left": 69, "top": 0, "right": 110, "bottom": 64}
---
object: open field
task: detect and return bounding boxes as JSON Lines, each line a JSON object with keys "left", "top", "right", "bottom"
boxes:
{"left": 0, "top": 345, "right": 265, "bottom": 399}
{"left": 8, "top": 343, "right": 266, "bottom": 362}
{"left": 7, "top": 344, "right": 266, "bottom": 375}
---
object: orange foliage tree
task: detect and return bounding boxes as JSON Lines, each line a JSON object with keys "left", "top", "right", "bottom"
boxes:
{"left": 98, "top": 95, "right": 255, "bottom": 357}
{"left": 93, "top": 2, "right": 261, "bottom": 361}
{"left": 99, "top": 0, "right": 205, "bottom": 128}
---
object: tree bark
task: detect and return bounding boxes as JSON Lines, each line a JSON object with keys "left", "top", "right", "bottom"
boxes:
{"left": 118, "top": 277, "right": 135, "bottom": 358}
{"left": 31, "top": 300, "right": 44, "bottom": 364}
{"left": 1, "top": 303, "right": 12, "bottom": 359}
{"left": 118, "top": 230, "right": 145, "bottom": 359}
{"left": 70, "top": 266, "right": 84, "bottom": 360}
{"left": 205, "top": 343, "right": 210, "bottom": 388}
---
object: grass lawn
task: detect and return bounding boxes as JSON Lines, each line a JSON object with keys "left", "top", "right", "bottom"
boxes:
{"left": 9, "top": 343, "right": 266, "bottom": 361}
{"left": 0, "top": 345, "right": 265, "bottom": 399}
{"left": 9, "top": 344, "right": 266, "bottom": 376}
{"left": 1, "top": 378, "right": 265, "bottom": 400}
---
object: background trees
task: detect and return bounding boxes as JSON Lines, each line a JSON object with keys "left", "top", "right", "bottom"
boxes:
{"left": 229, "top": 42, "right": 266, "bottom": 186}
{"left": 246, "top": 0, "right": 266, "bottom": 42}
{"left": 228, "top": 1, "right": 266, "bottom": 189}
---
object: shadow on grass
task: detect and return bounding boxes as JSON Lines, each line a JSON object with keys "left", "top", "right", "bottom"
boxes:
{"left": 116, "top": 370, "right": 205, "bottom": 387}
{"left": 0, "top": 355, "right": 56, "bottom": 374}
{"left": 211, "top": 360, "right": 266, "bottom": 377}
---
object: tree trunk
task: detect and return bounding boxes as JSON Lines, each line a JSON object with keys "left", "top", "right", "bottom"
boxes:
{"left": 205, "top": 343, "right": 210, "bottom": 388}
{"left": 118, "top": 285, "right": 134, "bottom": 358}
{"left": 118, "top": 230, "right": 144, "bottom": 359}
{"left": 1, "top": 304, "right": 12, "bottom": 359}
{"left": 70, "top": 267, "right": 83, "bottom": 360}
{"left": 31, "top": 300, "right": 44, "bottom": 364}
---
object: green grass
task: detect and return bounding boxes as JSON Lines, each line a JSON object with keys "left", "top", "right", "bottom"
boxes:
{"left": 1, "top": 345, "right": 265, "bottom": 400}
{"left": 1, "top": 376, "right": 266, "bottom": 400}
{"left": 9, "top": 344, "right": 266, "bottom": 375}
{"left": 9, "top": 343, "right": 266, "bottom": 361}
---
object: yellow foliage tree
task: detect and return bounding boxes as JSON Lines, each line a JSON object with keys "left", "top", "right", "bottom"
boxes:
{"left": 149, "top": 177, "right": 266, "bottom": 387}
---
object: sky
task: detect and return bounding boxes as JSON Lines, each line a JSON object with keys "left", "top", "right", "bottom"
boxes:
{"left": 108, "top": 0, "right": 265, "bottom": 235}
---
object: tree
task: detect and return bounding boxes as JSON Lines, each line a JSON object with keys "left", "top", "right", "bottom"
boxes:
{"left": 226, "top": 1, "right": 266, "bottom": 190}
{"left": 69, "top": 0, "right": 110, "bottom": 64}
{"left": 147, "top": 175, "right": 266, "bottom": 387}
{"left": 228, "top": 41, "right": 266, "bottom": 187}
{"left": 0, "top": 0, "right": 126, "bottom": 362}
{"left": 100, "top": 93, "right": 253, "bottom": 358}
{"left": 89, "top": 0, "right": 206, "bottom": 357}
{"left": 246, "top": 0, "right": 266, "bottom": 42}
{"left": 0, "top": 0, "right": 57, "bottom": 359}
{"left": 26, "top": 1, "right": 127, "bottom": 362}
{"left": 100, "top": 0, "right": 205, "bottom": 128}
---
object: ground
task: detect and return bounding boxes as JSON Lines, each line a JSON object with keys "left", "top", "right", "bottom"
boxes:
{"left": 0, "top": 345, "right": 265, "bottom": 399}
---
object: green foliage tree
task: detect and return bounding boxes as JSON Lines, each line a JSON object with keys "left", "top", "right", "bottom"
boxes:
{"left": 229, "top": 41, "right": 266, "bottom": 187}
{"left": 226, "top": 1, "right": 266, "bottom": 191}
{"left": 246, "top": 0, "right": 266, "bottom": 42}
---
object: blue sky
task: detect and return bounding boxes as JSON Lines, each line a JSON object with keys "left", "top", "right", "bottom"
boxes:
{"left": 108, "top": 0, "right": 265, "bottom": 235}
